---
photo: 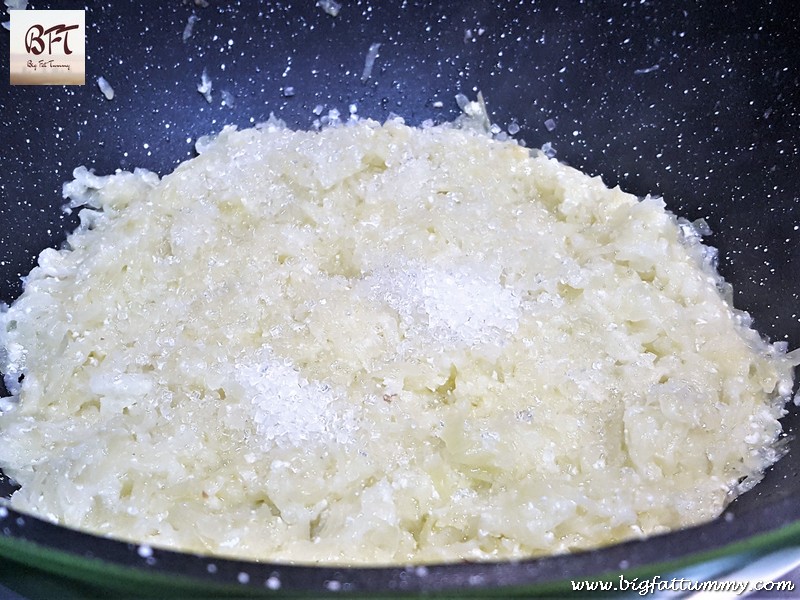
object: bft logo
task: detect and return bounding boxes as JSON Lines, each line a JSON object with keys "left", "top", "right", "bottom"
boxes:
{"left": 9, "top": 10, "right": 85, "bottom": 85}
{"left": 25, "top": 23, "right": 80, "bottom": 56}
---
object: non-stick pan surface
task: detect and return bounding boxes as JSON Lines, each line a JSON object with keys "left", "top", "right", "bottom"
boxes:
{"left": 1, "top": 0, "right": 799, "bottom": 596}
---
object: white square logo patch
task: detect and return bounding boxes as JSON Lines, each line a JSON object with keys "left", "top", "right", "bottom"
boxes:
{"left": 9, "top": 9, "right": 85, "bottom": 85}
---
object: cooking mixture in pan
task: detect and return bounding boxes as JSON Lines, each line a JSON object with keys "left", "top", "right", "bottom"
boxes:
{"left": 0, "top": 102, "right": 796, "bottom": 565}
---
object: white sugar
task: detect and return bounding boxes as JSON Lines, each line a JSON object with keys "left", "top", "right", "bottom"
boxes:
{"left": 365, "top": 262, "right": 519, "bottom": 347}
{"left": 236, "top": 347, "right": 354, "bottom": 449}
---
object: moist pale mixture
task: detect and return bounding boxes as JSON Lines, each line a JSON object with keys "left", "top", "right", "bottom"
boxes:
{"left": 0, "top": 113, "right": 795, "bottom": 565}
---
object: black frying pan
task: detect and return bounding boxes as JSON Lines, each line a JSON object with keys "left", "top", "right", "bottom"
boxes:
{"left": 1, "top": 1, "right": 799, "bottom": 597}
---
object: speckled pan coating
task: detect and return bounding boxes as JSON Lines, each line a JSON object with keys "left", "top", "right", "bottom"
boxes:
{"left": 0, "top": 0, "right": 798, "bottom": 595}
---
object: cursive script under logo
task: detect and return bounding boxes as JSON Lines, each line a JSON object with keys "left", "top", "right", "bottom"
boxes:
{"left": 26, "top": 59, "right": 71, "bottom": 71}
{"left": 24, "top": 23, "right": 79, "bottom": 55}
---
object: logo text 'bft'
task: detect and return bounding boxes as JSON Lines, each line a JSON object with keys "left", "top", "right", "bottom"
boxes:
{"left": 25, "top": 23, "right": 80, "bottom": 55}
{"left": 10, "top": 10, "right": 85, "bottom": 85}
